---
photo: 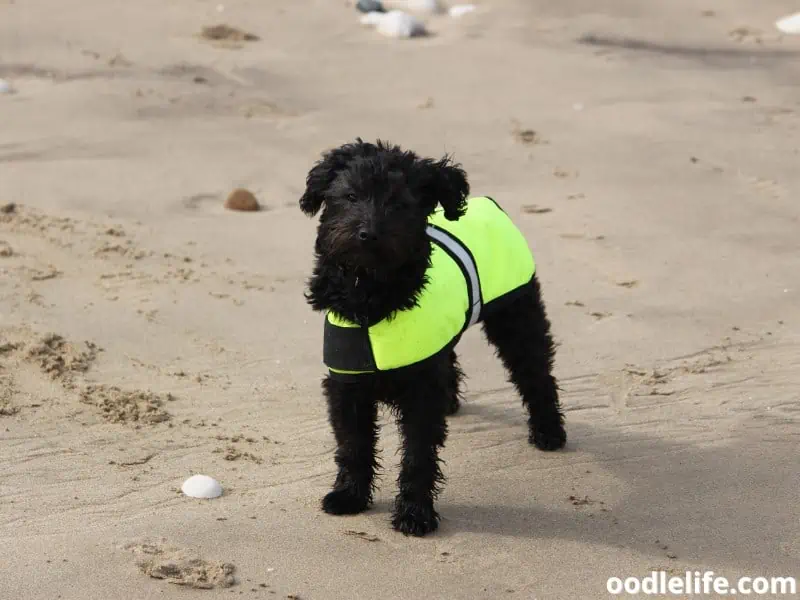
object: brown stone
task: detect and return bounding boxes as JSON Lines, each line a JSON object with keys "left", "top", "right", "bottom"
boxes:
{"left": 223, "top": 188, "right": 260, "bottom": 212}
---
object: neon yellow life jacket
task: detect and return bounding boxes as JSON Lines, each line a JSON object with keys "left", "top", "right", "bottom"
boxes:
{"left": 323, "top": 196, "right": 535, "bottom": 377}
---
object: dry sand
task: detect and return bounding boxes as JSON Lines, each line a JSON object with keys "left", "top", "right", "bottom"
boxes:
{"left": 1, "top": 0, "right": 799, "bottom": 598}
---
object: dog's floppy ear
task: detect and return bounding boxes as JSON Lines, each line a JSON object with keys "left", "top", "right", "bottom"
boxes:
{"left": 299, "top": 140, "right": 364, "bottom": 217}
{"left": 414, "top": 154, "right": 470, "bottom": 221}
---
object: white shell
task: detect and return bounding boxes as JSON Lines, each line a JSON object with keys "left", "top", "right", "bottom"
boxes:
{"left": 181, "top": 474, "right": 223, "bottom": 499}
{"left": 0, "top": 79, "right": 13, "bottom": 94}
{"left": 405, "top": 0, "right": 443, "bottom": 14}
{"left": 360, "top": 11, "right": 386, "bottom": 26}
{"left": 377, "top": 10, "right": 426, "bottom": 38}
{"left": 775, "top": 12, "right": 800, "bottom": 34}
{"left": 449, "top": 4, "right": 476, "bottom": 18}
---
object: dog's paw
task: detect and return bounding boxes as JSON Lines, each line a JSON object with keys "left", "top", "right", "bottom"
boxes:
{"left": 529, "top": 423, "right": 567, "bottom": 451}
{"left": 391, "top": 501, "right": 440, "bottom": 537}
{"left": 322, "top": 488, "right": 370, "bottom": 515}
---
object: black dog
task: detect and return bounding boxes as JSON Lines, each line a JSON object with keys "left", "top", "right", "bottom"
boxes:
{"left": 300, "top": 139, "right": 566, "bottom": 536}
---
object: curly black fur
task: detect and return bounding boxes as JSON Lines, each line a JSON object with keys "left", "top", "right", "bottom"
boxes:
{"left": 303, "top": 138, "right": 469, "bottom": 326}
{"left": 300, "top": 139, "right": 566, "bottom": 536}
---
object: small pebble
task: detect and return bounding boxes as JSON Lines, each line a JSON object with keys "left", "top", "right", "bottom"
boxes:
{"left": 406, "top": 0, "right": 443, "bottom": 14}
{"left": 356, "top": 0, "right": 385, "bottom": 13}
{"left": 0, "top": 79, "right": 13, "bottom": 94}
{"left": 224, "top": 188, "right": 261, "bottom": 212}
{"left": 360, "top": 12, "right": 385, "bottom": 26}
{"left": 361, "top": 10, "right": 426, "bottom": 38}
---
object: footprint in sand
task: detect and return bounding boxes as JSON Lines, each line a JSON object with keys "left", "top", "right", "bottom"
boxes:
{"left": 198, "top": 24, "right": 260, "bottom": 49}
{"left": 25, "top": 333, "right": 100, "bottom": 380}
{"left": 2, "top": 330, "right": 178, "bottom": 425}
{"left": 0, "top": 350, "right": 18, "bottom": 416}
{"left": 213, "top": 444, "right": 263, "bottom": 464}
{"left": 123, "top": 539, "right": 236, "bottom": 589}
{"left": 80, "top": 384, "right": 173, "bottom": 425}
{"left": 0, "top": 331, "right": 100, "bottom": 415}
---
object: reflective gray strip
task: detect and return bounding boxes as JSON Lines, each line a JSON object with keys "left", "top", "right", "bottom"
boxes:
{"left": 426, "top": 225, "right": 482, "bottom": 328}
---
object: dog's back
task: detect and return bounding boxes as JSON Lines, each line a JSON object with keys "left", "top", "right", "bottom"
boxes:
{"left": 427, "top": 196, "right": 535, "bottom": 307}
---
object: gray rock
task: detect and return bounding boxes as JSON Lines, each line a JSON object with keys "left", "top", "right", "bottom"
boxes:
{"left": 356, "top": 0, "right": 385, "bottom": 13}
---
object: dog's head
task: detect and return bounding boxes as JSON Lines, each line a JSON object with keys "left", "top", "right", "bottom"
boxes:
{"left": 299, "top": 139, "right": 469, "bottom": 270}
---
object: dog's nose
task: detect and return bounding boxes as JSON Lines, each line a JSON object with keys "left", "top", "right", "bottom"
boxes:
{"left": 358, "top": 229, "right": 377, "bottom": 242}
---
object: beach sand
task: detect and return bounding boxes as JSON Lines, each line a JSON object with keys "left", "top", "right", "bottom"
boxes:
{"left": 1, "top": 0, "right": 799, "bottom": 598}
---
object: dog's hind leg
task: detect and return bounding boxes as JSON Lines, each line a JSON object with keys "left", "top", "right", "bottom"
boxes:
{"left": 321, "top": 376, "right": 380, "bottom": 515}
{"left": 480, "top": 277, "right": 567, "bottom": 451}
{"left": 445, "top": 350, "right": 465, "bottom": 416}
{"left": 390, "top": 364, "right": 450, "bottom": 536}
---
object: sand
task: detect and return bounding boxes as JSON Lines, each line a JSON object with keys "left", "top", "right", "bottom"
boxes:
{"left": 1, "top": 0, "right": 799, "bottom": 598}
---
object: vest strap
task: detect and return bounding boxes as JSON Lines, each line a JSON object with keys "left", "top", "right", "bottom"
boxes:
{"left": 426, "top": 224, "right": 482, "bottom": 329}
{"left": 323, "top": 316, "right": 376, "bottom": 374}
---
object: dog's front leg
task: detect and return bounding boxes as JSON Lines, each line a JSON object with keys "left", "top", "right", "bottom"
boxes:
{"left": 321, "top": 376, "right": 380, "bottom": 515}
{"left": 391, "top": 375, "right": 449, "bottom": 537}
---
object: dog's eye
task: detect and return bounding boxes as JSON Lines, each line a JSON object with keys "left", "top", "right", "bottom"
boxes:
{"left": 346, "top": 193, "right": 358, "bottom": 203}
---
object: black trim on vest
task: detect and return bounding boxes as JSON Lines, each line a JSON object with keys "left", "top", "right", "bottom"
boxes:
{"left": 479, "top": 277, "right": 534, "bottom": 321}
{"left": 484, "top": 196, "right": 505, "bottom": 214}
{"left": 327, "top": 334, "right": 463, "bottom": 382}
{"left": 323, "top": 318, "right": 377, "bottom": 373}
